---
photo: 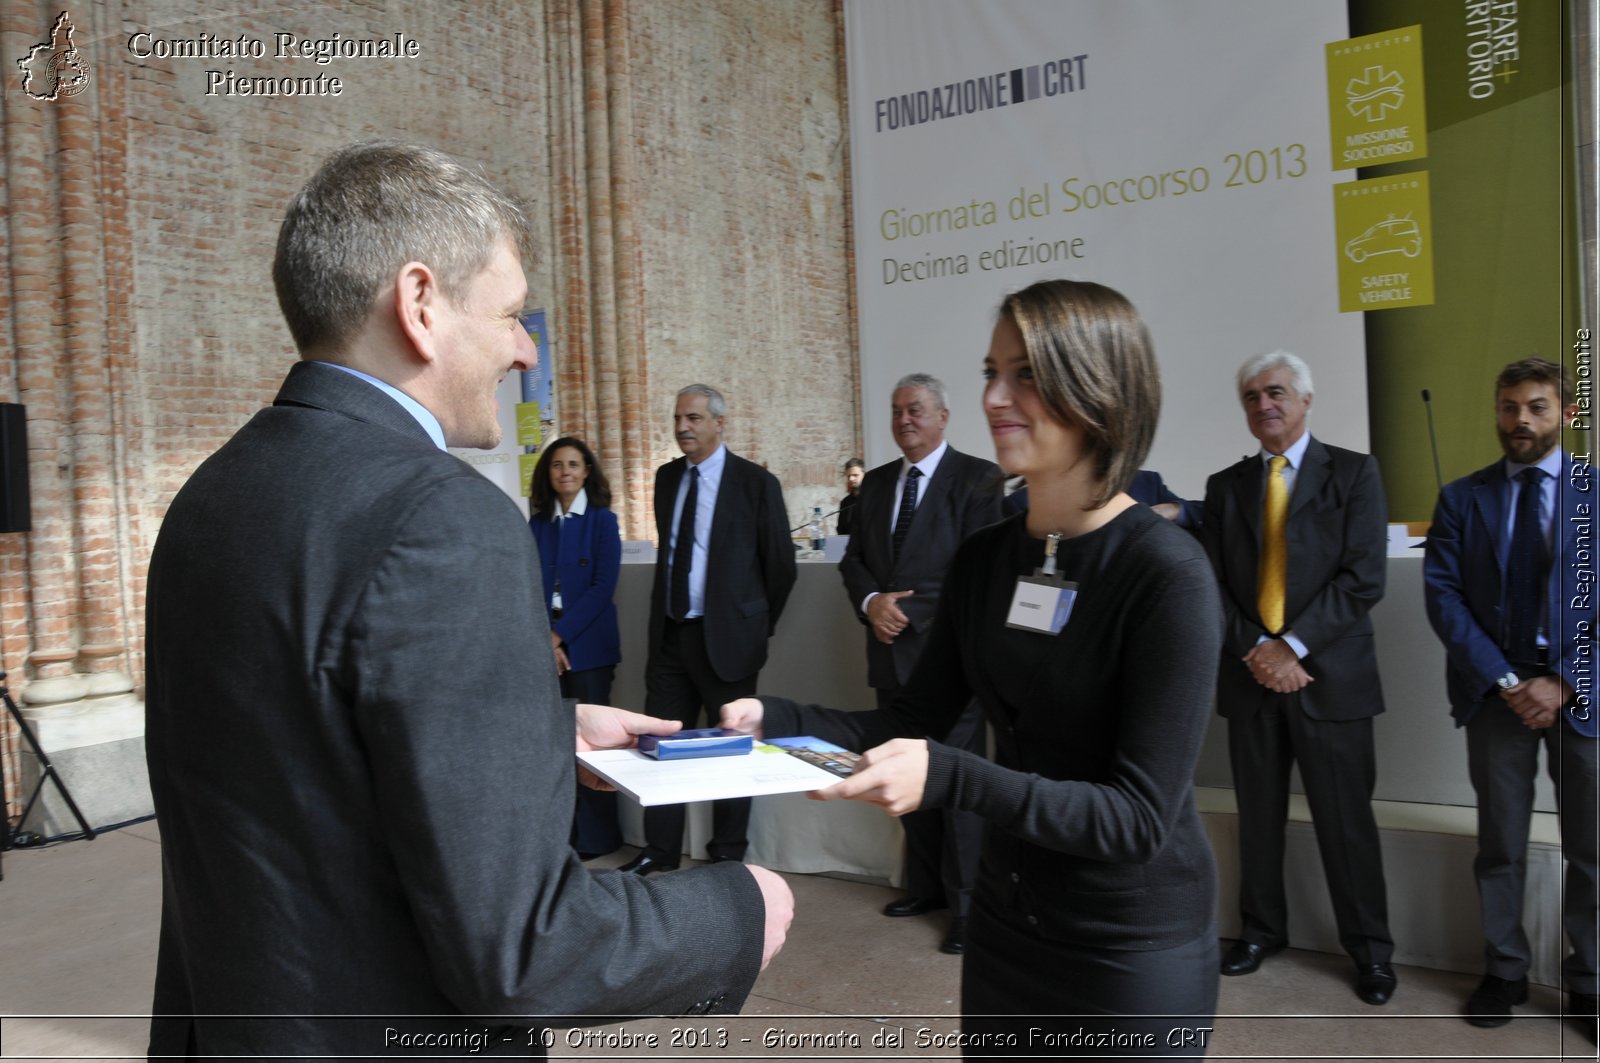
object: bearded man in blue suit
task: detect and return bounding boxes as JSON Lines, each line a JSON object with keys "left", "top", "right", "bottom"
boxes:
{"left": 1424, "top": 356, "right": 1598, "bottom": 1040}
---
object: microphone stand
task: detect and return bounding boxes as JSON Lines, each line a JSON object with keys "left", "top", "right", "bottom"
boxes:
{"left": 1421, "top": 389, "right": 1444, "bottom": 492}
{"left": 1, "top": 670, "right": 96, "bottom": 880}
{"left": 790, "top": 509, "right": 842, "bottom": 534}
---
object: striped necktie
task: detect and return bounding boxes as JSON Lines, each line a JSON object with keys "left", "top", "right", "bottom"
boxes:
{"left": 892, "top": 466, "right": 922, "bottom": 560}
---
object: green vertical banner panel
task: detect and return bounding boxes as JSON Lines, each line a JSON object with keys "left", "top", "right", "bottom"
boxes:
{"left": 519, "top": 453, "right": 540, "bottom": 500}
{"left": 1334, "top": 173, "right": 1435, "bottom": 312}
{"left": 1327, "top": 26, "right": 1429, "bottom": 170}
{"left": 515, "top": 401, "right": 543, "bottom": 449}
{"left": 1345, "top": 0, "right": 1571, "bottom": 520}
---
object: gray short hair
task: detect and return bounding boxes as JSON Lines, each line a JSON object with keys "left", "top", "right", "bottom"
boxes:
{"left": 273, "top": 141, "right": 533, "bottom": 357}
{"left": 1236, "top": 350, "right": 1314, "bottom": 399}
{"left": 676, "top": 383, "right": 726, "bottom": 418}
{"left": 894, "top": 373, "right": 949, "bottom": 411}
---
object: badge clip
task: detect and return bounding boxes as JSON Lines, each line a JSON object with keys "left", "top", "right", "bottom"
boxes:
{"left": 1009, "top": 533, "right": 1077, "bottom": 634}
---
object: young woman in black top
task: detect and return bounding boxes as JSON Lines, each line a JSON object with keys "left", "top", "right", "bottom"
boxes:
{"left": 724, "top": 280, "right": 1222, "bottom": 1057}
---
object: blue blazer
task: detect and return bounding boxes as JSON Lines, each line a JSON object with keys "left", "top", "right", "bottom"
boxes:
{"left": 529, "top": 504, "right": 622, "bottom": 673}
{"left": 1423, "top": 451, "right": 1598, "bottom": 736}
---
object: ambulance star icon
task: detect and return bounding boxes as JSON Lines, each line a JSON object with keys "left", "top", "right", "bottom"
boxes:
{"left": 1345, "top": 65, "right": 1404, "bottom": 123}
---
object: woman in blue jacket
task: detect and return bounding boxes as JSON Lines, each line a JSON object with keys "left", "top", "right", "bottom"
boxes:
{"left": 528, "top": 436, "right": 623, "bottom": 858}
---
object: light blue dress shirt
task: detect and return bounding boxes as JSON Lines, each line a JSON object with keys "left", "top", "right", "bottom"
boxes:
{"left": 668, "top": 443, "right": 726, "bottom": 620}
{"left": 319, "top": 362, "right": 446, "bottom": 450}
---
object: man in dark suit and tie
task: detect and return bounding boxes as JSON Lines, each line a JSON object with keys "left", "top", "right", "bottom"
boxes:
{"left": 1201, "top": 350, "right": 1397, "bottom": 1006}
{"left": 620, "top": 384, "right": 798, "bottom": 875}
{"left": 144, "top": 142, "right": 791, "bottom": 1058}
{"left": 1424, "top": 357, "right": 1597, "bottom": 1039}
{"left": 839, "top": 373, "right": 1002, "bottom": 953}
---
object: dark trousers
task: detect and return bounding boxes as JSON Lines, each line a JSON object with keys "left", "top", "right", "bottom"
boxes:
{"left": 1467, "top": 698, "right": 1599, "bottom": 992}
{"left": 563, "top": 665, "right": 622, "bottom": 857}
{"left": 1228, "top": 692, "right": 1393, "bottom": 964}
{"left": 640, "top": 619, "right": 756, "bottom": 862}
{"left": 961, "top": 901, "right": 1218, "bottom": 1058}
{"left": 879, "top": 686, "right": 984, "bottom": 916}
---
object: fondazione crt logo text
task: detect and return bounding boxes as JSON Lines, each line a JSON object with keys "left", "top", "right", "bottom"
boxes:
{"left": 872, "top": 52, "right": 1088, "bottom": 134}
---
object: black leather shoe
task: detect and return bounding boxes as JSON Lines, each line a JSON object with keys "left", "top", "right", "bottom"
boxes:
{"left": 1219, "top": 940, "right": 1283, "bottom": 976}
{"left": 1568, "top": 992, "right": 1598, "bottom": 1044}
{"left": 710, "top": 855, "right": 744, "bottom": 864}
{"left": 1355, "top": 963, "right": 1397, "bottom": 1005}
{"left": 1464, "top": 974, "right": 1528, "bottom": 1027}
{"left": 939, "top": 916, "right": 967, "bottom": 955}
{"left": 617, "top": 853, "right": 679, "bottom": 876}
{"left": 883, "top": 895, "right": 949, "bottom": 918}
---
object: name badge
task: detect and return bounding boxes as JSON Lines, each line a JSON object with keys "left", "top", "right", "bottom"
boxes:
{"left": 1006, "top": 576, "right": 1077, "bottom": 634}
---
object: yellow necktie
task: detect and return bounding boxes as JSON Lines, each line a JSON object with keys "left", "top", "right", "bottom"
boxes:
{"left": 1257, "top": 455, "right": 1289, "bottom": 635}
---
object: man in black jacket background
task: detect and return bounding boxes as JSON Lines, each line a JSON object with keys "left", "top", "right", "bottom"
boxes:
{"left": 620, "top": 383, "right": 798, "bottom": 874}
{"left": 839, "top": 373, "right": 1002, "bottom": 952}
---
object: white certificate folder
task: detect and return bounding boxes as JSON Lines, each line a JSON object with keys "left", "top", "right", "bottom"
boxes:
{"left": 577, "top": 736, "right": 859, "bottom": 806}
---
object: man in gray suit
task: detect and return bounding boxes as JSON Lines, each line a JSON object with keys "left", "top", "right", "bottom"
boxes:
{"left": 838, "top": 373, "right": 1002, "bottom": 953}
{"left": 144, "top": 142, "right": 791, "bottom": 1059}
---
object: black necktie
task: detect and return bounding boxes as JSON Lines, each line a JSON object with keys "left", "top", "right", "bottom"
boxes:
{"left": 892, "top": 466, "right": 922, "bottom": 560}
{"left": 670, "top": 466, "right": 699, "bottom": 620}
{"left": 1505, "top": 466, "right": 1548, "bottom": 663}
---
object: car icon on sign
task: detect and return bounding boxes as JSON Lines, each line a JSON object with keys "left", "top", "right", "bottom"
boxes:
{"left": 1344, "top": 214, "right": 1422, "bottom": 263}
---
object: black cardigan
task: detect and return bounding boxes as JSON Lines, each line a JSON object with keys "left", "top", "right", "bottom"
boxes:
{"left": 762, "top": 505, "right": 1222, "bottom": 950}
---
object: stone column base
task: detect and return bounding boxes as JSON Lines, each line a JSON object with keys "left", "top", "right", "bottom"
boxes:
{"left": 13, "top": 689, "right": 153, "bottom": 838}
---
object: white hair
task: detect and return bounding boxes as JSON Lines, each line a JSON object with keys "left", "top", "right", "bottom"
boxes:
{"left": 1236, "top": 350, "right": 1314, "bottom": 399}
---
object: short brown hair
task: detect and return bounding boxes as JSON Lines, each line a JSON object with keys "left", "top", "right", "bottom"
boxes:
{"left": 999, "top": 280, "right": 1160, "bottom": 508}
{"left": 1495, "top": 356, "right": 1572, "bottom": 406}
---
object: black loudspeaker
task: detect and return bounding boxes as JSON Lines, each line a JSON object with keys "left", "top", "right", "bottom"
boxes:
{"left": 0, "top": 404, "right": 31, "bottom": 533}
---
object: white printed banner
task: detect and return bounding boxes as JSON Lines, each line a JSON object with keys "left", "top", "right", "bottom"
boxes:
{"left": 845, "top": 0, "right": 1362, "bottom": 495}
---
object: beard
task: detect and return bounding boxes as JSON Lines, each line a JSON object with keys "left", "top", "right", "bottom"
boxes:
{"left": 1498, "top": 422, "right": 1559, "bottom": 464}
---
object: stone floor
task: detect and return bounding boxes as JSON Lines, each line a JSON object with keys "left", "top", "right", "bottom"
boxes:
{"left": 0, "top": 824, "right": 1594, "bottom": 1060}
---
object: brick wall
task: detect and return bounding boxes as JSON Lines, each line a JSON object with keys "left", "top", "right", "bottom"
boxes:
{"left": 627, "top": 0, "right": 857, "bottom": 529}
{"left": 0, "top": 0, "right": 857, "bottom": 813}
{"left": 115, "top": 0, "right": 561, "bottom": 681}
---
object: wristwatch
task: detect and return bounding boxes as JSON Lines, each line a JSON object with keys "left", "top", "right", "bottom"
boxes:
{"left": 1496, "top": 672, "right": 1520, "bottom": 691}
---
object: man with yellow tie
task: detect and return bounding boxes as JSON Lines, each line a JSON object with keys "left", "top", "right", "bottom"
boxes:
{"left": 1201, "top": 350, "right": 1397, "bottom": 1006}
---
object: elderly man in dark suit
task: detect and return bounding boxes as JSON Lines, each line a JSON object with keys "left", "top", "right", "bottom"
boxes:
{"left": 619, "top": 384, "right": 798, "bottom": 875}
{"left": 1424, "top": 357, "right": 1598, "bottom": 1039}
{"left": 144, "top": 142, "right": 791, "bottom": 1058}
{"left": 1200, "top": 350, "right": 1396, "bottom": 1006}
{"left": 839, "top": 373, "right": 1002, "bottom": 953}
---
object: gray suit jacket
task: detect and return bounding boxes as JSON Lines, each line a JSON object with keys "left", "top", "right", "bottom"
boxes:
{"left": 839, "top": 446, "right": 1003, "bottom": 689}
{"left": 1200, "top": 435, "right": 1388, "bottom": 721}
{"left": 145, "top": 362, "right": 764, "bottom": 1059}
